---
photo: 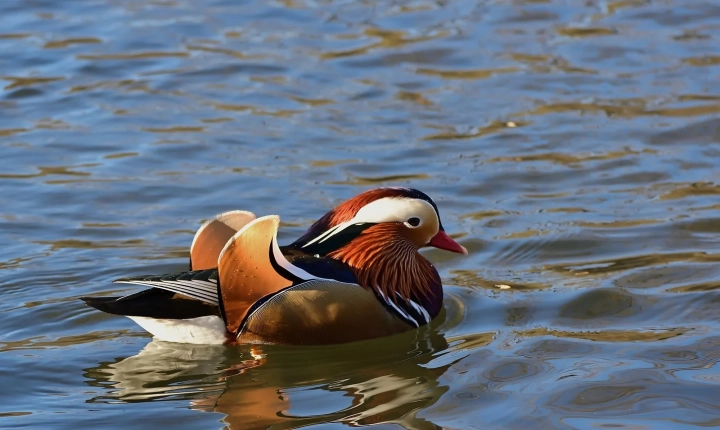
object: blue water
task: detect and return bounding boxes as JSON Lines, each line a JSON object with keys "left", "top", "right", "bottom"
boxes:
{"left": 2, "top": 0, "right": 720, "bottom": 428}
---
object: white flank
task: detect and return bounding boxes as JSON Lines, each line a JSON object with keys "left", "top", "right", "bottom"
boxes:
{"left": 128, "top": 315, "right": 227, "bottom": 345}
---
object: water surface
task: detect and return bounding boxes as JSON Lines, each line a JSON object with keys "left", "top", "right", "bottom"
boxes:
{"left": 2, "top": 0, "right": 720, "bottom": 428}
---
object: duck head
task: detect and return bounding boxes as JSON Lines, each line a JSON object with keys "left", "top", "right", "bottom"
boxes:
{"left": 291, "top": 187, "right": 467, "bottom": 317}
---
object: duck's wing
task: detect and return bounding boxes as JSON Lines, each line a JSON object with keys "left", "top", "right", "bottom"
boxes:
{"left": 113, "top": 268, "right": 221, "bottom": 305}
{"left": 80, "top": 288, "right": 219, "bottom": 319}
{"left": 190, "top": 210, "right": 256, "bottom": 270}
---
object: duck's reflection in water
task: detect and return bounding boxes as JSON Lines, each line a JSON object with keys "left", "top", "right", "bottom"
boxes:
{"left": 83, "top": 340, "right": 231, "bottom": 403}
{"left": 85, "top": 318, "right": 462, "bottom": 429}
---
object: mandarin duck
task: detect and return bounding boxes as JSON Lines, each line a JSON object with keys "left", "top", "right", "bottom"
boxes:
{"left": 81, "top": 187, "right": 467, "bottom": 345}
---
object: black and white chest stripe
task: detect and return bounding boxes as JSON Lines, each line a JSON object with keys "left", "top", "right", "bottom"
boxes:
{"left": 374, "top": 285, "right": 431, "bottom": 328}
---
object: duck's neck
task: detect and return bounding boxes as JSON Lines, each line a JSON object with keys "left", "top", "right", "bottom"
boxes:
{"left": 326, "top": 225, "right": 443, "bottom": 320}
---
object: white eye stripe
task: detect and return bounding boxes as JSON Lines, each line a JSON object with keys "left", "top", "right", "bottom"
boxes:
{"left": 303, "top": 197, "right": 438, "bottom": 247}
{"left": 353, "top": 197, "right": 435, "bottom": 224}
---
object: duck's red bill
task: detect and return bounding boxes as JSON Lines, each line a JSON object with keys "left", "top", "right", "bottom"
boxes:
{"left": 428, "top": 230, "right": 468, "bottom": 255}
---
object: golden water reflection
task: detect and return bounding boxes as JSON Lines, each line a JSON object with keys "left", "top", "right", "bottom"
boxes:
{"left": 86, "top": 327, "right": 456, "bottom": 429}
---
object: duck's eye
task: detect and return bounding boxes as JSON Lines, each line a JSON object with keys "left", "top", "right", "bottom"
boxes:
{"left": 406, "top": 217, "right": 421, "bottom": 227}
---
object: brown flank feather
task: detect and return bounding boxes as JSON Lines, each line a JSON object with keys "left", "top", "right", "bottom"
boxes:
{"left": 327, "top": 223, "right": 440, "bottom": 304}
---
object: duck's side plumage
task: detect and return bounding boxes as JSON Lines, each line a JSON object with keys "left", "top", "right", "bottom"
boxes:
{"left": 238, "top": 279, "right": 411, "bottom": 344}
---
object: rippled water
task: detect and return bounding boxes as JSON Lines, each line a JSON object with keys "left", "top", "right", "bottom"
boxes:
{"left": 2, "top": 0, "right": 720, "bottom": 428}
